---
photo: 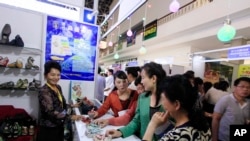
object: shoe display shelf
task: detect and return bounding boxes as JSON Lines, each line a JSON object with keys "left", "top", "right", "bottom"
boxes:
{"left": 0, "top": 44, "right": 41, "bottom": 55}
{"left": 0, "top": 45, "right": 42, "bottom": 93}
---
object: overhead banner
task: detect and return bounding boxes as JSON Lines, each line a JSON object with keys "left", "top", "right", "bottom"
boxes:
{"left": 45, "top": 15, "right": 99, "bottom": 81}
{"left": 143, "top": 20, "right": 157, "bottom": 41}
{"left": 228, "top": 46, "right": 250, "bottom": 59}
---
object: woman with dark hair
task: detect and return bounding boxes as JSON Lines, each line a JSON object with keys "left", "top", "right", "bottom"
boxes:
{"left": 106, "top": 62, "right": 168, "bottom": 140}
{"left": 37, "top": 61, "right": 82, "bottom": 141}
{"left": 92, "top": 70, "right": 138, "bottom": 120}
{"left": 143, "top": 75, "right": 211, "bottom": 141}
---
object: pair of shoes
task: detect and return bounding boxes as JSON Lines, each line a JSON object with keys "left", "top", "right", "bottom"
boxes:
{"left": 0, "top": 57, "right": 9, "bottom": 67}
{"left": 0, "top": 24, "right": 11, "bottom": 44}
{"left": 29, "top": 79, "right": 41, "bottom": 90}
{"left": 9, "top": 34, "right": 24, "bottom": 47}
{"left": 25, "top": 56, "right": 39, "bottom": 70}
{"left": 0, "top": 81, "right": 14, "bottom": 89}
{"left": 15, "top": 79, "right": 28, "bottom": 89}
{"left": 7, "top": 59, "right": 23, "bottom": 68}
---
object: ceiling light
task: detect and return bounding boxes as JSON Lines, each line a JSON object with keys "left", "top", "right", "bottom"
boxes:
{"left": 217, "top": 18, "right": 236, "bottom": 42}
{"left": 169, "top": 0, "right": 180, "bottom": 13}
{"left": 114, "top": 52, "right": 119, "bottom": 59}
{"left": 139, "top": 45, "right": 147, "bottom": 54}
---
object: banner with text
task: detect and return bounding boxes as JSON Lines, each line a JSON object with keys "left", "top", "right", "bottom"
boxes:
{"left": 143, "top": 20, "right": 157, "bottom": 41}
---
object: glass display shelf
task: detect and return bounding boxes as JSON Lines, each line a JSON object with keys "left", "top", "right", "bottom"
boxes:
{"left": 0, "top": 87, "right": 39, "bottom": 91}
{"left": 0, "top": 66, "right": 41, "bottom": 73}
{"left": 0, "top": 44, "right": 42, "bottom": 55}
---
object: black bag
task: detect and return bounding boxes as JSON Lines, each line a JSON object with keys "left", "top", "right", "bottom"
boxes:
{"left": 79, "top": 103, "right": 97, "bottom": 115}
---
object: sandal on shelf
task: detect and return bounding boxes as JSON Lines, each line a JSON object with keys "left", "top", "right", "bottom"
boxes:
{"left": 0, "top": 57, "right": 9, "bottom": 67}
{"left": 0, "top": 24, "right": 11, "bottom": 44}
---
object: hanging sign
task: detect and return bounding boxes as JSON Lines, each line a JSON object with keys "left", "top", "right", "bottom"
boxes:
{"left": 143, "top": 20, "right": 157, "bottom": 41}
{"left": 228, "top": 46, "right": 250, "bottom": 59}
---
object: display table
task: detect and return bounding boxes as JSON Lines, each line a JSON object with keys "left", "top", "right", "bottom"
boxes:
{"left": 73, "top": 101, "right": 141, "bottom": 141}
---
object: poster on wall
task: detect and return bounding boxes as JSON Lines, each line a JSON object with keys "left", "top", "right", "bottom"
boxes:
{"left": 237, "top": 64, "right": 250, "bottom": 77}
{"left": 126, "top": 30, "right": 136, "bottom": 47}
{"left": 204, "top": 62, "right": 233, "bottom": 84}
{"left": 45, "top": 15, "right": 99, "bottom": 81}
{"left": 70, "top": 80, "right": 84, "bottom": 100}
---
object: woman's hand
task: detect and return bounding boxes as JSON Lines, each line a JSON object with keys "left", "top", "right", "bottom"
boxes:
{"left": 105, "top": 129, "right": 122, "bottom": 138}
{"left": 71, "top": 103, "right": 80, "bottom": 108}
{"left": 71, "top": 115, "right": 83, "bottom": 121}
{"left": 143, "top": 112, "right": 169, "bottom": 141}
{"left": 150, "top": 111, "right": 169, "bottom": 128}
{"left": 93, "top": 119, "right": 109, "bottom": 128}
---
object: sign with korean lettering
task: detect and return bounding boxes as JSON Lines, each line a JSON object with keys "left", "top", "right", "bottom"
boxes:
{"left": 143, "top": 20, "right": 157, "bottom": 41}
{"left": 228, "top": 46, "right": 250, "bottom": 59}
{"left": 237, "top": 65, "right": 250, "bottom": 77}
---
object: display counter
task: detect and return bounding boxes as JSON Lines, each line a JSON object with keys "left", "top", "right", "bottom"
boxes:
{"left": 73, "top": 100, "right": 141, "bottom": 141}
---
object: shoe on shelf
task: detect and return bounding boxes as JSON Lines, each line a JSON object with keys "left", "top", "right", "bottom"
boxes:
{"left": 9, "top": 34, "right": 24, "bottom": 47}
{"left": 0, "top": 81, "right": 14, "bottom": 89}
{"left": 28, "top": 82, "right": 36, "bottom": 90}
{"left": 16, "top": 59, "right": 23, "bottom": 68}
{"left": 32, "top": 65, "right": 39, "bottom": 70}
{"left": 25, "top": 56, "right": 34, "bottom": 69}
{"left": 7, "top": 59, "right": 23, "bottom": 68}
{"left": 20, "top": 79, "right": 28, "bottom": 89}
{"left": 0, "top": 57, "right": 9, "bottom": 67}
{"left": 6, "top": 81, "right": 14, "bottom": 89}
{"left": 7, "top": 62, "right": 16, "bottom": 68}
{"left": 15, "top": 79, "right": 23, "bottom": 88}
{"left": 0, "top": 24, "right": 11, "bottom": 44}
{"left": 33, "top": 79, "right": 41, "bottom": 89}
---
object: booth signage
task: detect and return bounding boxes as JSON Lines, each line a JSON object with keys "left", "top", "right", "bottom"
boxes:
{"left": 228, "top": 46, "right": 250, "bottom": 58}
{"left": 143, "top": 20, "right": 157, "bottom": 41}
{"left": 45, "top": 15, "right": 99, "bottom": 81}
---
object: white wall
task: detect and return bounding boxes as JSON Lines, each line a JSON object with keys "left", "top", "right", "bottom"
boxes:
{"left": 0, "top": 5, "right": 43, "bottom": 118}
{"left": 0, "top": 4, "right": 98, "bottom": 119}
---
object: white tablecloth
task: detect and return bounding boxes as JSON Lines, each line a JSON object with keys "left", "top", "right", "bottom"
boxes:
{"left": 73, "top": 102, "right": 141, "bottom": 141}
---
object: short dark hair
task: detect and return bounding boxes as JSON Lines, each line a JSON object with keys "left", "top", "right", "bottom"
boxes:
{"left": 183, "top": 70, "right": 195, "bottom": 79}
{"left": 234, "top": 77, "right": 250, "bottom": 86}
{"left": 113, "top": 70, "right": 127, "bottom": 80}
{"left": 44, "top": 60, "right": 61, "bottom": 75}
{"left": 203, "top": 82, "right": 213, "bottom": 93}
{"left": 217, "top": 80, "right": 229, "bottom": 91}
{"left": 126, "top": 67, "right": 141, "bottom": 78}
{"left": 108, "top": 69, "right": 113, "bottom": 75}
{"left": 134, "top": 76, "right": 142, "bottom": 86}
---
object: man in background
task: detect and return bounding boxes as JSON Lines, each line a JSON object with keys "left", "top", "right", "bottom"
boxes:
{"left": 103, "top": 69, "right": 114, "bottom": 101}
{"left": 95, "top": 67, "right": 106, "bottom": 103}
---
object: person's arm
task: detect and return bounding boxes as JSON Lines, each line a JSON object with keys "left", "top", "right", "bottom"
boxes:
{"left": 38, "top": 89, "right": 65, "bottom": 119}
{"left": 95, "top": 93, "right": 112, "bottom": 118}
{"left": 118, "top": 94, "right": 142, "bottom": 138}
{"left": 212, "top": 112, "right": 222, "bottom": 141}
{"left": 108, "top": 101, "right": 137, "bottom": 126}
{"left": 211, "top": 95, "right": 228, "bottom": 141}
{"left": 143, "top": 112, "right": 169, "bottom": 141}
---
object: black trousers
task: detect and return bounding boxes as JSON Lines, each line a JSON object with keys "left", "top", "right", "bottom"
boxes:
{"left": 36, "top": 126, "right": 64, "bottom": 141}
